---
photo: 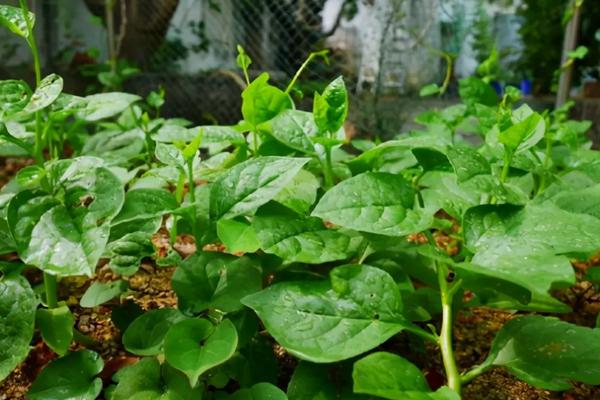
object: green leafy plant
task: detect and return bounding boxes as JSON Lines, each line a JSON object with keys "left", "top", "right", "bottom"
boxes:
{"left": 1, "top": 5, "right": 600, "bottom": 400}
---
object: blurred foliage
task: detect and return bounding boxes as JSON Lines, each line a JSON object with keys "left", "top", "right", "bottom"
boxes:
{"left": 518, "top": 0, "right": 600, "bottom": 94}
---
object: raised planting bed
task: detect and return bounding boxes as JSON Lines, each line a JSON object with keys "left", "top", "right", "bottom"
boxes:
{"left": 2, "top": 4, "right": 600, "bottom": 400}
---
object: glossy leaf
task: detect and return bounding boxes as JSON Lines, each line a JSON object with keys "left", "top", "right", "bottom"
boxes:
{"left": 106, "top": 232, "right": 155, "bottom": 276}
{"left": 36, "top": 305, "right": 74, "bottom": 356}
{"left": 217, "top": 218, "right": 260, "bottom": 254}
{"left": 109, "top": 357, "right": 201, "bottom": 400}
{"left": 122, "top": 308, "right": 187, "bottom": 356}
{"left": 23, "top": 74, "right": 63, "bottom": 113}
{"left": 259, "top": 110, "right": 317, "bottom": 154}
{"left": 253, "top": 206, "right": 363, "bottom": 264}
{"left": 242, "top": 264, "right": 418, "bottom": 363}
{"left": 164, "top": 318, "right": 238, "bottom": 386}
{"left": 0, "top": 79, "right": 30, "bottom": 116}
{"left": 481, "top": 316, "right": 600, "bottom": 390}
{"left": 112, "top": 188, "right": 178, "bottom": 224}
{"left": 353, "top": 352, "right": 459, "bottom": 400}
{"left": 28, "top": 350, "right": 104, "bottom": 400}
{"left": 498, "top": 110, "right": 545, "bottom": 153}
{"left": 80, "top": 280, "right": 128, "bottom": 308}
{"left": 172, "top": 252, "right": 262, "bottom": 314}
{"left": 210, "top": 156, "right": 309, "bottom": 219}
{"left": 78, "top": 92, "right": 141, "bottom": 122}
{"left": 273, "top": 169, "right": 319, "bottom": 214}
{"left": 0, "top": 270, "right": 37, "bottom": 381}
{"left": 312, "top": 172, "right": 433, "bottom": 236}
{"left": 313, "top": 76, "right": 348, "bottom": 135}
{"left": 242, "top": 73, "right": 292, "bottom": 127}
{"left": 228, "top": 382, "right": 288, "bottom": 400}
{"left": 0, "top": 5, "right": 35, "bottom": 38}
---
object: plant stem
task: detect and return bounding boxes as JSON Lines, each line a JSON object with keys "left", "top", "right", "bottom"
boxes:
{"left": 43, "top": 272, "right": 58, "bottom": 308}
{"left": 323, "top": 146, "right": 334, "bottom": 189}
{"left": 461, "top": 362, "right": 491, "bottom": 385}
{"left": 437, "top": 264, "right": 462, "bottom": 394}
{"left": 499, "top": 151, "right": 512, "bottom": 184}
{"left": 537, "top": 139, "right": 553, "bottom": 195}
{"left": 20, "top": 0, "right": 45, "bottom": 164}
{"left": 186, "top": 159, "right": 200, "bottom": 244}
{"left": 285, "top": 50, "right": 329, "bottom": 94}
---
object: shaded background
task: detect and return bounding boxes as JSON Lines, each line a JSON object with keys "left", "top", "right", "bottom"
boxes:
{"left": 1, "top": 0, "right": 599, "bottom": 142}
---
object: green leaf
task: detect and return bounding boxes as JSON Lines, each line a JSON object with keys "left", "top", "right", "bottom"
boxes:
{"left": 0, "top": 218, "right": 16, "bottom": 255}
{"left": 313, "top": 76, "right": 348, "bottom": 134}
{"left": 0, "top": 270, "right": 37, "bottom": 381}
{"left": 463, "top": 203, "right": 600, "bottom": 311}
{"left": 312, "top": 172, "right": 433, "bottom": 236}
{"left": 23, "top": 74, "right": 63, "bottom": 113}
{"left": 80, "top": 280, "right": 128, "bottom": 307}
{"left": 109, "top": 357, "right": 202, "bottom": 400}
{"left": 419, "top": 83, "right": 441, "bottom": 97}
{"left": 28, "top": 350, "right": 104, "bottom": 400}
{"left": 228, "top": 382, "right": 288, "bottom": 400}
{"left": 353, "top": 352, "right": 459, "bottom": 400}
{"left": 107, "top": 232, "right": 155, "bottom": 276}
{"left": 15, "top": 165, "right": 45, "bottom": 188}
{"left": 236, "top": 45, "right": 252, "bottom": 77}
{"left": 458, "top": 77, "right": 498, "bottom": 107}
{"left": 112, "top": 188, "right": 178, "bottom": 224}
{"left": 498, "top": 110, "right": 545, "bottom": 153}
{"left": 164, "top": 318, "right": 238, "bottom": 386}
{"left": 242, "top": 73, "right": 292, "bottom": 127}
{"left": 217, "top": 218, "right": 260, "bottom": 254}
{"left": 259, "top": 110, "right": 317, "bottom": 154}
{"left": 0, "top": 79, "right": 31, "bottom": 117}
{"left": 446, "top": 146, "right": 490, "bottom": 182}
{"left": 78, "top": 92, "right": 141, "bottom": 122}
{"left": 210, "top": 156, "right": 310, "bottom": 219}
{"left": 82, "top": 128, "right": 146, "bottom": 166}
{"left": 242, "top": 264, "right": 418, "bottom": 363}
{"left": 0, "top": 5, "right": 35, "bottom": 38}
{"left": 253, "top": 205, "right": 363, "bottom": 264}
{"left": 36, "top": 305, "right": 74, "bottom": 356}
{"left": 8, "top": 160, "right": 125, "bottom": 277}
{"left": 481, "top": 316, "right": 600, "bottom": 390}
{"left": 172, "top": 252, "right": 262, "bottom": 314}
{"left": 122, "top": 308, "right": 187, "bottom": 356}
{"left": 273, "top": 169, "right": 319, "bottom": 214}
{"left": 287, "top": 362, "right": 338, "bottom": 400}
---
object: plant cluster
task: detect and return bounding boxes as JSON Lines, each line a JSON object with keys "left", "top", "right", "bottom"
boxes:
{"left": 1, "top": 2, "right": 600, "bottom": 400}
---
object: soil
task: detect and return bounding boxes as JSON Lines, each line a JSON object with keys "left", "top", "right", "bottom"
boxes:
{"left": 1, "top": 157, "right": 600, "bottom": 399}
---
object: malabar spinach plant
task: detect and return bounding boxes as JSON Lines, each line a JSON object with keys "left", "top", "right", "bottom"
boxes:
{"left": 1, "top": 4, "right": 600, "bottom": 399}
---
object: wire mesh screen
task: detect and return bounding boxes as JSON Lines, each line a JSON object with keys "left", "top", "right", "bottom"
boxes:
{"left": 1, "top": 0, "right": 446, "bottom": 136}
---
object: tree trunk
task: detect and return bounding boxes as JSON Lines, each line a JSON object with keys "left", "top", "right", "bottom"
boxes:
{"left": 83, "top": 0, "right": 180, "bottom": 69}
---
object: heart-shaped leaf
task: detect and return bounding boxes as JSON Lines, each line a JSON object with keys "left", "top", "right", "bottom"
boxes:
{"left": 109, "top": 357, "right": 202, "bottom": 400}
{"left": 353, "top": 352, "right": 459, "bottom": 400}
{"left": 36, "top": 304, "right": 74, "bottom": 356}
{"left": 78, "top": 92, "right": 141, "bottom": 122}
{"left": 122, "top": 308, "right": 187, "bottom": 356}
{"left": 27, "top": 350, "right": 104, "bottom": 400}
{"left": 243, "top": 264, "right": 422, "bottom": 363}
{"left": 172, "top": 252, "right": 262, "bottom": 314}
{"left": 0, "top": 79, "right": 31, "bottom": 117}
{"left": 164, "top": 318, "right": 238, "bottom": 386}
{"left": 242, "top": 73, "right": 292, "bottom": 128}
{"left": 228, "top": 382, "right": 288, "bottom": 400}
